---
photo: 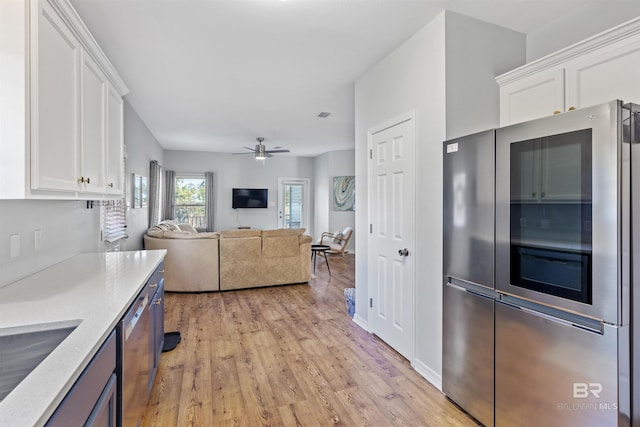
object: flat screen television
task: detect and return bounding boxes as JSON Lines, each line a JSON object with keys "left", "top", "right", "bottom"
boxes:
{"left": 232, "top": 188, "right": 268, "bottom": 209}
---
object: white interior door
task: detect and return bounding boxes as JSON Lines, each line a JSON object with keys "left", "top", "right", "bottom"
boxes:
{"left": 368, "top": 116, "right": 415, "bottom": 361}
{"left": 278, "top": 178, "right": 310, "bottom": 229}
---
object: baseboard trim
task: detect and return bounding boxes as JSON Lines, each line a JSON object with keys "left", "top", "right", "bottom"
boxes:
{"left": 352, "top": 313, "right": 369, "bottom": 331}
{"left": 412, "top": 358, "right": 442, "bottom": 392}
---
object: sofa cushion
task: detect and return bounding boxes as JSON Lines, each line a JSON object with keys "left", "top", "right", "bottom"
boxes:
{"left": 261, "top": 228, "right": 305, "bottom": 237}
{"left": 177, "top": 223, "right": 198, "bottom": 233}
{"left": 262, "top": 235, "right": 300, "bottom": 258}
{"left": 218, "top": 229, "right": 262, "bottom": 238}
{"left": 155, "top": 220, "right": 181, "bottom": 231}
{"left": 160, "top": 231, "right": 219, "bottom": 239}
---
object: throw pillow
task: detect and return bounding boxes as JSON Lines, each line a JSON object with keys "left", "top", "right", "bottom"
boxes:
{"left": 333, "top": 231, "right": 344, "bottom": 244}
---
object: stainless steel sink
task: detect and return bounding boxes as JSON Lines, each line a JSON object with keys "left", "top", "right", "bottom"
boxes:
{"left": 0, "top": 320, "right": 80, "bottom": 401}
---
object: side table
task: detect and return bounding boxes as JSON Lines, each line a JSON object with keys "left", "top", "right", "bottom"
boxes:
{"left": 311, "top": 244, "right": 331, "bottom": 276}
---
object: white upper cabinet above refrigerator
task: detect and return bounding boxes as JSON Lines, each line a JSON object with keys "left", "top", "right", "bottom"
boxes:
{"left": 497, "top": 16, "right": 640, "bottom": 126}
{"left": 0, "top": 0, "right": 129, "bottom": 200}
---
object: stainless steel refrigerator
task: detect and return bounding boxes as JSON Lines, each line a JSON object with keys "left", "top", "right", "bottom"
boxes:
{"left": 442, "top": 129, "right": 496, "bottom": 427}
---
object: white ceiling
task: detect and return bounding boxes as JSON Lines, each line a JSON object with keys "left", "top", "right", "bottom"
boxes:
{"left": 70, "top": 0, "right": 595, "bottom": 157}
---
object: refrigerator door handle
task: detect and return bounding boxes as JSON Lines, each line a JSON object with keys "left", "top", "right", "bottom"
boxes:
{"left": 498, "top": 300, "right": 603, "bottom": 335}
{"left": 446, "top": 279, "right": 495, "bottom": 301}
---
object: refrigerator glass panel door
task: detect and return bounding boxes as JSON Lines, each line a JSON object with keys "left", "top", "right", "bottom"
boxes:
{"left": 496, "top": 100, "right": 623, "bottom": 323}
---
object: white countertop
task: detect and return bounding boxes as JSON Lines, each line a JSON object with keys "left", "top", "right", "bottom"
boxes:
{"left": 0, "top": 250, "right": 166, "bottom": 427}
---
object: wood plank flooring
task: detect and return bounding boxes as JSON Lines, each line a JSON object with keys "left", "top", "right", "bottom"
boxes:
{"left": 143, "top": 254, "right": 479, "bottom": 427}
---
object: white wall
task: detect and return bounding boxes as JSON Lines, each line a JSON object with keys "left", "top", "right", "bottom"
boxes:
{"left": 0, "top": 200, "right": 101, "bottom": 288}
{"left": 526, "top": 2, "right": 640, "bottom": 62}
{"left": 123, "top": 100, "right": 165, "bottom": 250}
{"left": 355, "top": 10, "right": 524, "bottom": 384}
{"left": 313, "top": 150, "right": 355, "bottom": 251}
{"left": 445, "top": 13, "right": 526, "bottom": 139}
{"left": 355, "top": 12, "right": 448, "bottom": 381}
{"left": 164, "top": 151, "right": 314, "bottom": 232}
{"left": 313, "top": 153, "right": 330, "bottom": 239}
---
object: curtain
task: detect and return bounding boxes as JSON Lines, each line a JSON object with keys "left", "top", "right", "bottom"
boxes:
{"left": 148, "top": 160, "right": 163, "bottom": 226}
{"left": 205, "top": 171, "right": 215, "bottom": 232}
{"left": 164, "top": 170, "right": 176, "bottom": 220}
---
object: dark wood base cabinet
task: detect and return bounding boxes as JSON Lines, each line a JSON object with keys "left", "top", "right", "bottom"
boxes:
{"left": 46, "top": 331, "right": 117, "bottom": 427}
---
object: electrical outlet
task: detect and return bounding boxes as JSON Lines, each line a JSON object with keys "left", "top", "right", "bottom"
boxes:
{"left": 34, "top": 229, "right": 42, "bottom": 250}
{"left": 10, "top": 234, "right": 20, "bottom": 258}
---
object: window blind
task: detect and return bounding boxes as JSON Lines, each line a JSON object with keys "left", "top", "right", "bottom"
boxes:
{"left": 103, "top": 199, "right": 127, "bottom": 243}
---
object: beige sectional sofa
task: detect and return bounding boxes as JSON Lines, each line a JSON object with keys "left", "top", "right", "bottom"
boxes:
{"left": 218, "top": 228, "right": 312, "bottom": 291}
{"left": 143, "top": 221, "right": 311, "bottom": 292}
{"left": 144, "top": 221, "right": 220, "bottom": 292}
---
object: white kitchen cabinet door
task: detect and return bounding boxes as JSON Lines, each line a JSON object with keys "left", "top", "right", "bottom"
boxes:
{"left": 106, "top": 85, "right": 124, "bottom": 194}
{"left": 31, "top": 1, "right": 81, "bottom": 192}
{"left": 499, "top": 69, "right": 565, "bottom": 126}
{"left": 566, "top": 34, "right": 640, "bottom": 110}
{"left": 80, "top": 51, "right": 107, "bottom": 193}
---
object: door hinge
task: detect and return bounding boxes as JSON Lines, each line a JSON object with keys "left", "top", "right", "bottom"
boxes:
{"left": 369, "top": 224, "right": 373, "bottom": 234}
{"left": 369, "top": 298, "right": 373, "bottom": 308}
{"left": 369, "top": 149, "right": 373, "bottom": 159}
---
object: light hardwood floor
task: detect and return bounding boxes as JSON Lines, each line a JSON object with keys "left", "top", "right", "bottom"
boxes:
{"left": 143, "top": 254, "right": 479, "bottom": 427}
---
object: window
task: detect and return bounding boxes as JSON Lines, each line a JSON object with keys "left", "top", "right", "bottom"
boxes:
{"left": 174, "top": 176, "right": 206, "bottom": 229}
{"left": 103, "top": 199, "right": 127, "bottom": 242}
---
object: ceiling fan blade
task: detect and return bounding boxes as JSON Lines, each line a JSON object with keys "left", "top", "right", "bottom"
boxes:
{"left": 265, "top": 149, "right": 290, "bottom": 154}
{"left": 232, "top": 152, "right": 255, "bottom": 155}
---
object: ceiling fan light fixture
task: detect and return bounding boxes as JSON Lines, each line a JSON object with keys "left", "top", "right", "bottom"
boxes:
{"left": 255, "top": 144, "right": 267, "bottom": 160}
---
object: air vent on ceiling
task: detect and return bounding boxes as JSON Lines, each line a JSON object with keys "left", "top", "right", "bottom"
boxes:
{"left": 317, "top": 112, "right": 331, "bottom": 118}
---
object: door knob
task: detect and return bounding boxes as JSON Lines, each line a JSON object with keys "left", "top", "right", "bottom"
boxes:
{"left": 398, "top": 248, "right": 409, "bottom": 256}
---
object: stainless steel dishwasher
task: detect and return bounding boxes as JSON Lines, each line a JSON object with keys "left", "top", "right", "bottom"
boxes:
{"left": 118, "top": 282, "right": 152, "bottom": 427}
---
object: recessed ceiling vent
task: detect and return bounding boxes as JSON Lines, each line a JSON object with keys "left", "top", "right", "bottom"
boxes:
{"left": 317, "top": 112, "right": 331, "bottom": 118}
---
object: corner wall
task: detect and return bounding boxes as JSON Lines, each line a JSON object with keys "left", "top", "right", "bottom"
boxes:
{"left": 355, "top": 12, "right": 448, "bottom": 379}
{"left": 123, "top": 99, "right": 165, "bottom": 250}
{"left": 355, "top": 10, "right": 524, "bottom": 385}
{"left": 313, "top": 149, "right": 356, "bottom": 251}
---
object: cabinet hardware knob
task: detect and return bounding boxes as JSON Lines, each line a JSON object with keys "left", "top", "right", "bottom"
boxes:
{"left": 568, "top": 106, "right": 576, "bottom": 111}
{"left": 154, "top": 298, "right": 162, "bottom": 305}
{"left": 108, "top": 182, "right": 114, "bottom": 188}
{"left": 149, "top": 283, "right": 158, "bottom": 288}
{"left": 78, "top": 176, "right": 85, "bottom": 183}
{"left": 86, "top": 177, "right": 90, "bottom": 184}
{"left": 553, "top": 110, "right": 561, "bottom": 115}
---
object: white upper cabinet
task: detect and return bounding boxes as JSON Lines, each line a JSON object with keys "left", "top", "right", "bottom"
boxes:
{"left": 106, "top": 85, "right": 124, "bottom": 194}
{"left": 566, "top": 36, "right": 640, "bottom": 110}
{"left": 0, "top": 0, "right": 128, "bottom": 199}
{"left": 31, "top": 0, "right": 81, "bottom": 192}
{"left": 80, "top": 51, "right": 107, "bottom": 193}
{"left": 499, "top": 69, "right": 565, "bottom": 127}
{"left": 497, "top": 17, "right": 640, "bottom": 126}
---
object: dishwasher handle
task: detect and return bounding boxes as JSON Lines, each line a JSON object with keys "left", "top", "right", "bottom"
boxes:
{"left": 124, "top": 294, "right": 149, "bottom": 340}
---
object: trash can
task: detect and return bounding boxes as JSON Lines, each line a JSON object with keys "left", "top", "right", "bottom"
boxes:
{"left": 344, "top": 287, "right": 355, "bottom": 317}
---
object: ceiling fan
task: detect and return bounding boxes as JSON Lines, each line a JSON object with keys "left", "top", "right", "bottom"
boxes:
{"left": 232, "top": 137, "right": 290, "bottom": 160}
